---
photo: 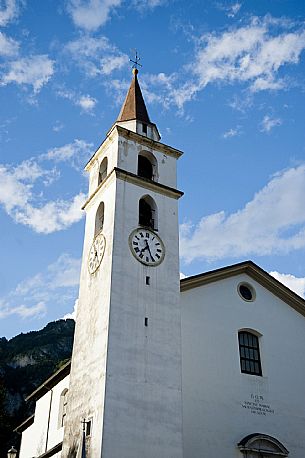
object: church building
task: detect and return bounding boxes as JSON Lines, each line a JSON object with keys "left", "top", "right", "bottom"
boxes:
{"left": 16, "top": 69, "right": 305, "bottom": 458}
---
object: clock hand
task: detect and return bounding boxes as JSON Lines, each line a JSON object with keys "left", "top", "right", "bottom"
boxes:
{"left": 140, "top": 242, "right": 149, "bottom": 254}
{"left": 145, "top": 240, "right": 154, "bottom": 261}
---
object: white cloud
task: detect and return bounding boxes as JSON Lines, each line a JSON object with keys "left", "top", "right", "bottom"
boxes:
{"left": 0, "top": 0, "right": 20, "bottom": 26}
{"left": 67, "top": 0, "right": 122, "bottom": 31}
{"left": 217, "top": 2, "right": 242, "bottom": 18}
{"left": 78, "top": 94, "right": 97, "bottom": 111}
{"left": 270, "top": 271, "right": 305, "bottom": 299}
{"left": 65, "top": 35, "right": 111, "bottom": 59}
{"left": 0, "top": 31, "right": 19, "bottom": 56}
{"left": 0, "top": 156, "right": 86, "bottom": 233}
{"left": 227, "top": 2, "right": 241, "bottom": 17}
{"left": 65, "top": 35, "right": 128, "bottom": 77}
{"left": 41, "top": 138, "right": 93, "bottom": 169}
{"left": 157, "top": 17, "right": 305, "bottom": 110}
{"left": 180, "top": 165, "right": 305, "bottom": 263}
{"left": 53, "top": 121, "right": 64, "bottom": 132}
{"left": 260, "top": 115, "right": 282, "bottom": 132}
{"left": 132, "top": 0, "right": 167, "bottom": 10}
{"left": 193, "top": 19, "right": 305, "bottom": 93}
{"left": 5, "top": 302, "right": 47, "bottom": 319}
{"left": 13, "top": 192, "right": 86, "bottom": 233}
{"left": 57, "top": 89, "right": 97, "bottom": 113}
{"left": 223, "top": 126, "right": 241, "bottom": 138}
{"left": 1, "top": 55, "right": 55, "bottom": 93}
{"left": 0, "top": 254, "right": 81, "bottom": 320}
{"left": 100, "top": 54, "right": 129, "bottom": 75}
{"left": 63, "top": 298, "right": 79, "bottom": 320}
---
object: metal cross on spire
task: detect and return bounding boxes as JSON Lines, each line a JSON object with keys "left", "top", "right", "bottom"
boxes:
{"left": 130, "top": 50, "right": 142, "bottom": 71}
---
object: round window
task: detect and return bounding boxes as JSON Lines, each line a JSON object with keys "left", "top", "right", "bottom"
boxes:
{"left": 238, "top": 283, "right": 256, "bottom": 302}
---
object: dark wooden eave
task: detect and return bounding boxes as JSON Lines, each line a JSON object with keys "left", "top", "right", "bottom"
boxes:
{"left": 36, "top": 442, "right": 62, "bottom": 458}
{"left": 26, "top": 360, "right": 71, "bottom": 402}
{"left": 14, "top": 414, "right": 34, "bottom": 433}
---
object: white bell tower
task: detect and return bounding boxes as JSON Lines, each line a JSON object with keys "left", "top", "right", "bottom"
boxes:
{"left": 62, "top": 68, "right": 184, "bottom": 458}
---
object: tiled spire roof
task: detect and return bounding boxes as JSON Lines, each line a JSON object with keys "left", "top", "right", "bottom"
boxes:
{"left": 117, "top": 69, "right": 151, "bottom": 124}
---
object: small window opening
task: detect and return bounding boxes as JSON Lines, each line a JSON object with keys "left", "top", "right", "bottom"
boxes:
{"left": 98, "top": 157, "right": 108, "bottom": 186}
{"left": 95, "top": 202, "right": 104, "bottom": 235}
{"left": 86, "top": 420, "right": 92, "bottom": 437}
{"left": 144, "top": 317, "right": 148, "bottom": 327}
{"left": 146, "top": 276, "right": 150, "bottom": 285}
{"left": 138, "top": 155, "right": 153, "bottom": 180}
{"left": 142, "top": 123, "right": 147, "bottom": 134}
{"left": 58, "top": 389, "right": 68, "bottom": 429}
{"left": 139, "top": 198, "right": 155, "bottom": 229}
{"left": 238, "top": 331, "right": 262, "bottom": 376}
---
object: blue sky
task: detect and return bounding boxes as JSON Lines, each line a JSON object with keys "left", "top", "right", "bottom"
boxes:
{"left": 1, "top": 0, "right": 305, "bottom": 338}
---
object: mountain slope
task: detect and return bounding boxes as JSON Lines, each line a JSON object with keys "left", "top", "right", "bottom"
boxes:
{"left": 0, "top": 319, "right": 75, "bottom": 457}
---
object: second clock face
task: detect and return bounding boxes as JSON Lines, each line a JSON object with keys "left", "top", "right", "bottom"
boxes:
{"left": 129, "top": 228, "right": 165, "bottom": 266}
{"left": 88, "top": 232, "right": 106, "bottom": 274}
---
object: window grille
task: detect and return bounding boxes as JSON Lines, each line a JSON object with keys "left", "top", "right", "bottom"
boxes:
{"left": 238, "top": 331, "right": 262, "bottom": 376}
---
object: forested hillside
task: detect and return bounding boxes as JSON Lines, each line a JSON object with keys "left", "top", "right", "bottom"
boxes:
{"left": 0, "top": 319, "right": 74, "bottom": 457}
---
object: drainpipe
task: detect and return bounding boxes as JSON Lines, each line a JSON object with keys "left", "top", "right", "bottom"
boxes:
{"left": 43, "top": 385, "right": 53, "bottom": 453}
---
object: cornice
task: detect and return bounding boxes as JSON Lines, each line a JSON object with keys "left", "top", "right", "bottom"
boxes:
{"left": 84, "top": 125, "right": 183, "bottom": 172}
{"left": 116, "top": 125, "right": 183, "bottom": 158}
{"left": 81, "top": 169, "right": 116, "bottom": 210}
{"left": 82, "top": 167, "right": 183, "bottom": 210}
{"left": 114, "top": 167, "right": 183, "bottom": 199}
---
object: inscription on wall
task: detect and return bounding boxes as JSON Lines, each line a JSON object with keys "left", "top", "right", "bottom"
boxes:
{"left": 242, "top": 394, "right": 274, "bottom": 416}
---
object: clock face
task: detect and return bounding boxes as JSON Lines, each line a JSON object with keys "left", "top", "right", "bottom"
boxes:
{"left": 88, "top": 232, "right": 106, "bottom": 274}
{"left": 129, "top": 228, "right": 165, "bottom": 266}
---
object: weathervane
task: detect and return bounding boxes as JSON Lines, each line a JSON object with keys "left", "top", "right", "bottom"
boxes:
{"left": 130, "top": 50, "right": 142, "bottom": 72}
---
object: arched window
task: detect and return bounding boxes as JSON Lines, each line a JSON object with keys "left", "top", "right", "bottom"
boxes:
{"left": 238, "top": 330, "right": 262, "bottom": 376}
{"left": 139, "top": 195, "right": 157, "bottom": 230}
{"left": 98, "top": 157, "right": 108, "bottom": 185}
{"left": 58, "top": 389, "right": 68, "bottom": 429}
{"left": 238, "top": 433, "right": 289, "bottom": 457}
{"left": 137, "top": 152, "right": 157, "bottom": 181}
{"left": 95, "top": 202, "right": 104, "bottom": 235}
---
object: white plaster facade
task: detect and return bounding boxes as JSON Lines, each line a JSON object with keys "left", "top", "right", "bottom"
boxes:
{"left": 61, "top": 112, "right": 183, "bottom": 458}
{"left": 18, "top": 373, "right": 69, "bottom": 458}
{"left": 181, "top": 270, "right": 305, "bottom": 458}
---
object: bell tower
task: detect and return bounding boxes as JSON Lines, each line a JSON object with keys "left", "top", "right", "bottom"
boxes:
{"left": 62, "top": 69, "right": 184, "bottom": 458}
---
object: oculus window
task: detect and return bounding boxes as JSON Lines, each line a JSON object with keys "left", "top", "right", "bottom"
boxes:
{"left": 238, "top": 282, "right": 256, "bottom": 301}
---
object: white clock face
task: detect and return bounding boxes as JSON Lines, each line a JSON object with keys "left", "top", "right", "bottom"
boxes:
{"left": 88, "top": 232, "right": 106, "bottom": 274}
{"left": 129, "top": 228, "right": 165, "bottom": 266}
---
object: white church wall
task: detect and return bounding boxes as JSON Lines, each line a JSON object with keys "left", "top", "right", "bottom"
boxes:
{"left": 18, "top": 375, "right": 69, "bottom": 458}
{"left": 181, "top": 273, "right": 305, "bottom": 458}
{"left": 100, "top": 178, "right": 183, "bottom": 457}
{"left": 61, "top": 177, "right": 117, "bottom": 457}
{"left": 87, "top": 129, "right": 177, "bottom": 196}
{"left": 19, "top": 422, "right": 36, "bottom": 458}
{"left": 117, "top": 134, "right": 177, "bottom": 187}
{"left": 46, "top": 376, "right": 70, "bottom": 450}
{"left": 87, "top": 133, "right": 118, "bottom": 196}
{"left": 19, "top": 393, "right": 51, "bottom": 458}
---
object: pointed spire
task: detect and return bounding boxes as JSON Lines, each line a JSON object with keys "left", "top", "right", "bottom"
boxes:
{"left": 117, "top": 68, "right": 151, "bottom": 124}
